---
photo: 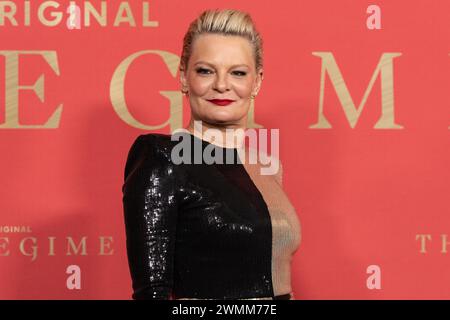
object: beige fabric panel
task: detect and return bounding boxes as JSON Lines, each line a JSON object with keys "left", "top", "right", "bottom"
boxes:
{"left": 241, "top": 147, "right": 302, "bottom": 297}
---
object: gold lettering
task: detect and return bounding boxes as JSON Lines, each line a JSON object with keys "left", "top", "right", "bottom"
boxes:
{"left": 114, "top": 2, "right": 135, "bottom": 27}
{"left": 110, "top": 50, "right": 182, "bottom": 131}
{"left": 441, "top": 234, "right": 450, "bottom": 253}
{"left": 415, "top": 234, "right": 431, "bottom": 254}
{"left": 0, "top": 50, "right": 62, "bottom": 128}
{"left": 38, "top": 1, "right": 63, "bottom": 27}
{"left": 84, "top": 1, "right": 107, "bottom": 27}
{"left": 142, "top": 2, "right": 158, "bottom": 27}
{"left": 0, "top": 1, "right": 17, "bottom": 26}
{"left": 310, "top": 52, "right": 403, "bottom": 129}
{"left": 48, "top": 236, "right": 56, "bottom": 256}
{"left": 19, "top": 237, "right": 38, "bottom": 261}
{"left": 66, "top": 237, "right": 88, "bottom": 255}
{"left": 99, "top": 236, "right": 114, "bottom": 255}
{"left": 24, "top": 0, "right": 30, "bottom": 26}
{"left": 0, "top": 237, "right": 10, "bottom": 256}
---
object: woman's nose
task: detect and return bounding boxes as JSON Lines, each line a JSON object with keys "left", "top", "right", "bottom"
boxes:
{"left": 213, "top": 73, "right": 230, "bottom": 92}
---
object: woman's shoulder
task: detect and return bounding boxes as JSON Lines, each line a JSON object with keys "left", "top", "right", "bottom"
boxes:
{"left": 132, "top": 133, "right": 174, "bottom": 149}
{"left": 129, "top": 133, "right": 181, "bottom": 159}
{"left": 123, "top": 133, "right": 179, "bottom": 182}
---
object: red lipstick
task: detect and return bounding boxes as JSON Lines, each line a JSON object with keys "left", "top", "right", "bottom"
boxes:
{"left": 207, "top": 99, "right": 235, "bottom": 106}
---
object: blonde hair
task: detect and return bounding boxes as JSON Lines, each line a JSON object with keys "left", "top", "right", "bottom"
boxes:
{"left": 180, "top": 9, "right": 264, "bottom": 72}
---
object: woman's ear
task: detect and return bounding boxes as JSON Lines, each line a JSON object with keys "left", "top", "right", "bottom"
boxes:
{"left": 179, "top": 64, "right": 188, "bottom": 89}
{"left": 254, "top": 68, "right": 264, "bottom": 95}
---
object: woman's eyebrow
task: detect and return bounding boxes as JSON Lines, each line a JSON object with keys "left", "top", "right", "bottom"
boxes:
{"left": 194, "top": 61, "right": 249, "bottom": 68}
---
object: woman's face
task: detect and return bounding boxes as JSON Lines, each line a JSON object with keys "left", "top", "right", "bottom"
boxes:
{"left": 180, "top": 33, "right": 263, "bottom": 127}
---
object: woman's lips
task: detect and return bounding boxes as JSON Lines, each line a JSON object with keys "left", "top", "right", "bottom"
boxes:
{"left": 207, "top": 99, "right": 235, "bottom": 106}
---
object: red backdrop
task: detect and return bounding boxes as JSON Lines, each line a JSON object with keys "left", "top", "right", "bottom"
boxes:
{"left": 1, "top": 0, "right": 449, "bottom": 299}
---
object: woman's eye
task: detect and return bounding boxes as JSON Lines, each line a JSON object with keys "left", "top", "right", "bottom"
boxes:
{"left": 195, "top": 68, "right": 246, "bottom": 76}
{"left": 196, "top": 68, "right": 212, "bottom": 74}
{"left": 233, "top": 71, "right": 247, "bottom": 76}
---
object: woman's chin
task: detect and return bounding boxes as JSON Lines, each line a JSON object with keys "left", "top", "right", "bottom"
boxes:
{"left": 204, "top": 110, "right": 241, "bottom": 124}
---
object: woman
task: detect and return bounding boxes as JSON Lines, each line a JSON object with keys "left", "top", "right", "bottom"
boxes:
{"left": 122, "top": 8, "right": 301, "bottom": 300}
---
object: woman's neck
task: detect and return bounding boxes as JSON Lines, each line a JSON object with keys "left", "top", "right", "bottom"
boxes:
{"left": 182, "top": 120, "right": 246, "bottom": 149}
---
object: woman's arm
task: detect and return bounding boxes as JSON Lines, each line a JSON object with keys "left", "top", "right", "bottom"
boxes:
{"left": 122, "top": 135, "right": 178, "bottom": 300}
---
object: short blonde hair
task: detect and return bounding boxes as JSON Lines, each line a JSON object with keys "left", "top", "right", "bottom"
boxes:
{"left": 180, "top": 9, "right": 264, "bottom": 72}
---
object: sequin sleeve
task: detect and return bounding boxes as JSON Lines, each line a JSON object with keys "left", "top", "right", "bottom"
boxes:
{"left": 122, "top": 134, "right": 178, "bottom": 300}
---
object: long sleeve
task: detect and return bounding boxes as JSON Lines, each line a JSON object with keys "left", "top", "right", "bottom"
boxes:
{"left": 122, "top": 135, "right": 179, "bottom": 300}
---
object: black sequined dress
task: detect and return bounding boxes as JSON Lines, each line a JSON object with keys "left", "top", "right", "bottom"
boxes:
{"left": 122, "top": 131, "right": 301, "bottom": 300}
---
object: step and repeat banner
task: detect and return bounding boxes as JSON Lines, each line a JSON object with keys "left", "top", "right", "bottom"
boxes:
{"left": 0, "top": 0, "right": 449, "bottom": 299}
